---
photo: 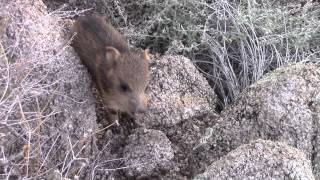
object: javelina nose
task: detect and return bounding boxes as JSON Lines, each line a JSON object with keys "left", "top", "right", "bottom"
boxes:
{"left": 134, "top": 104, "right": 147, "bottom": 114}
{"left": 133, "top": 95, "right": 147, "bottom": 114}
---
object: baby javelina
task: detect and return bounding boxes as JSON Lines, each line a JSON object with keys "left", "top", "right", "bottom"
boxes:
{"left": 71, "top": 15, "right": 150, "bottom": 124}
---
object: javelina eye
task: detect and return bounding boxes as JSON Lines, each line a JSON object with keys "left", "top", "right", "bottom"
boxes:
{"left": 145, "top": 86, "right": 149, "bottom": 92}
{"left": 119, "top": 83, "right": 130, "bottom": 92}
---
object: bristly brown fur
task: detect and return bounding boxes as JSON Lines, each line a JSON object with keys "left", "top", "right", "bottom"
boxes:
{"left": 71, "top": 15, "right": 150, "bottom": 114}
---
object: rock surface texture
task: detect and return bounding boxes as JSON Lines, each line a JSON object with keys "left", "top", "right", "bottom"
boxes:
{"left": 198, "top": 63, "right": 320, "bottom": 179}
{"left": 130, "top": 55, "right": 218, "bottom": 179}
{"left": 123, "top": 128, "right": 174, "bottom": 177}
{"left": 0, "top": 0, "right": 97, "bottom": 179}
{"left": 136, "top": 55, "right": 217, "bottom": 128}
{"left": 195, "top": 139, "right": 315, "bottom": 180}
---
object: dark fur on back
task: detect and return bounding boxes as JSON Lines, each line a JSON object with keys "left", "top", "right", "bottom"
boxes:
{"left": 76, "top": 15, "right": 129, "bottom": 52}
{"left": 71, "top": 15, "right": 128, "bottom": 78}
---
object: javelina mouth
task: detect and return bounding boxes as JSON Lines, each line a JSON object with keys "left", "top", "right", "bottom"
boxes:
{"left": 108, "top": 108, "right": 118, "bottom": 115}
{"left": 133, "top": 111, "right": 147, "bottom": 119}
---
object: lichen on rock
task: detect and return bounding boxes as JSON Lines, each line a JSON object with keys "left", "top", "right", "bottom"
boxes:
{"left": 123, "top": 128, "right": 174, "bottom": 178}
{"left": 195, "top": 139, "right": 315, "bottom": 180}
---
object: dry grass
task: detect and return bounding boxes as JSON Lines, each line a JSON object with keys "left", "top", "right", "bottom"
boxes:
{"left": 196, "top": 0, "right": 320, "bottom": 106}
{"left": 0, "top": 4, "right": 101, "bottom": 179}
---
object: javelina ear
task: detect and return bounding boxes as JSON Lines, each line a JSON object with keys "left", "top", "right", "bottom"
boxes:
{"left": 143, "top": 49, "right": 150, "bottom": 61}
{"left": 105, "top": 46, "right": 120, "bottom": 68}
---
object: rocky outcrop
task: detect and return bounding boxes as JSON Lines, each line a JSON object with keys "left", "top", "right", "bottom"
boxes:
{"left": 0, "top": 0, "right": 97, "bottom": 179}
{"left": 123, "top": 128, "right": 174, "bottom": 177}
{"left": 185, "top": 60, "right": 320, "bottom": 179}
{"left": 195, "top": 139, "right": 315, "bottom": 180}
{"left": 197, "top": 63, "right": 320, "bottom": 178}
{"left": 133, "top": 55, "right": 219, "bottom": 179}
{"left": 136, "top": 55, "right": 217, "bottom": 128}
{"left": 1, "top": 0, "right": 320, "bottom": 179}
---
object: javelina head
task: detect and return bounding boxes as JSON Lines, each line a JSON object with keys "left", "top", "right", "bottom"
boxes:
{"left": 97, "top": 47, "right": 150, "bottom": 115}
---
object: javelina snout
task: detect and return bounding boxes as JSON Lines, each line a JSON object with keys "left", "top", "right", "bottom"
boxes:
{"left": 71, "top": 15, "right": 150, "bottom": 116}
{"left": 130, "top": 93, "right": 148, "bottom": 114}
